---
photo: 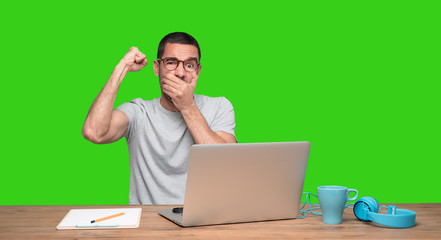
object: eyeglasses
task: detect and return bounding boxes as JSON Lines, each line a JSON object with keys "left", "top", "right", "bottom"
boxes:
{"left": 158, "top": 58, "right": 200, "bottom": 72}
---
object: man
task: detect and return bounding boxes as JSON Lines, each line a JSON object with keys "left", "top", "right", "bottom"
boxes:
{"left": 82, "top": 32, "right": 236, "bottom": 205}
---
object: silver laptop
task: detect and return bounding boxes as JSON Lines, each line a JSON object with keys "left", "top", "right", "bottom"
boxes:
{"left": 158, "top": 141, "right": 310, "bottom": 227}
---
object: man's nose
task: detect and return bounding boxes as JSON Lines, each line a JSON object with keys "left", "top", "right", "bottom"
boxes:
{"left": 174, "top": 61, "right": 185, "bottom": 79}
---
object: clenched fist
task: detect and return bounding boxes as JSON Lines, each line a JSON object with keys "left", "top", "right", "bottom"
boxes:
{"left": 120, "top": 47, "right": 148, "bottom": 72}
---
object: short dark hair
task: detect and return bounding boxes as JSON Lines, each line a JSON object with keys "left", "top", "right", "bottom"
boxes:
{"left": 157, "top": 32, "right": 201, "bottom": 61}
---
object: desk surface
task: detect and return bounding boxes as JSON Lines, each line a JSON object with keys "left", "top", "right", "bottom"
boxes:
{"left": 0, "top": 204, "right": 440, "bottom": 239}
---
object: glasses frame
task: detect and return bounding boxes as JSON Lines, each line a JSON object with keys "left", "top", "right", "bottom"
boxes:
{"left": 157, "top": 58, "right": 200, "bottom": 72}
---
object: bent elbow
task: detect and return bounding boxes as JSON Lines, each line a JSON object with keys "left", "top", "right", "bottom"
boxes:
{"left": 82, "top": 127, "right": 104, "bottom": 144}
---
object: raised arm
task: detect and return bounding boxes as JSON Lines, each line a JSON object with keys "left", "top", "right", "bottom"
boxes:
{"left": 82, "top": 47, "right": 147, "bottom": 144}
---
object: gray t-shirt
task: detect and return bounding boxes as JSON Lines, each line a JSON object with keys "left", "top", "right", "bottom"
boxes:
{"left": 116, "top": 94, "right": 236, "bottom": 205}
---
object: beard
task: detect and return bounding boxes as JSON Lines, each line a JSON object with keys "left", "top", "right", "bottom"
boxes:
{"left": 163, "top": 91, "right": 173, "bottom": 103}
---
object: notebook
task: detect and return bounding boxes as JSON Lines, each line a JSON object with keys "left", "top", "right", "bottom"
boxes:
{"left": 56, "top": 208, "right": 142, "bottom": 230}
{"left": 158, "top": 141, "right": 311, "bottom": 227}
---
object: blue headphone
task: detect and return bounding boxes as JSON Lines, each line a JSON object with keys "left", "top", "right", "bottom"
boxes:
{"left": 353, "top": 197, "right": 416, "bottom": 228}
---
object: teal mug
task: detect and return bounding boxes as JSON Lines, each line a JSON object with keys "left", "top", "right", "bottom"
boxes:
{"left": 317, "top": 186, "right": 358, "bottom": 224}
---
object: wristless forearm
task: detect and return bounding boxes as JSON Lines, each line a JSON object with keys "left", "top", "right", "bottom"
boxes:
{"left": 83, "top": 63, "right": 128, "bottom": 137}
{"left": 181, "top": 104, "right": 226, "bottom": 144}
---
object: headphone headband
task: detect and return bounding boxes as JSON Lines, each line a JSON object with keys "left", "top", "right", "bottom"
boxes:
{"left": 353, "top": 197, "right": 416, "bottom": 228}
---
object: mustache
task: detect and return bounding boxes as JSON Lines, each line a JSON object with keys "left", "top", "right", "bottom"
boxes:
{"left": 172, "top": 77, "right": 187, "bottom": 82}
{"left": 160, "top": 73, "right": 187, "bottom": 82}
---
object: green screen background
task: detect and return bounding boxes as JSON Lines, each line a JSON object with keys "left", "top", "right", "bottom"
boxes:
{"left": 1, "top": 1, "right": 439, "bottom": 205}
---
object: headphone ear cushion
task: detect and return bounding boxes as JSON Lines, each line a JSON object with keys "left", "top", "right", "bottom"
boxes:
{"left": 353, "top": 197, "right": 380, "bottom": 221}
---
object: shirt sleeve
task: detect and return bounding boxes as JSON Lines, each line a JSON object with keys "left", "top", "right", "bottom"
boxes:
{"left": 210, "top": 97, "right": 236, "bottom": 137}
{"left": 115, "top": 98, "right": 142, "bottom": 140}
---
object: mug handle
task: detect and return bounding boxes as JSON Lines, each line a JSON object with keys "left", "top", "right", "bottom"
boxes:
{"left": 347, "top": 189, "right": 358, "bottom": 201}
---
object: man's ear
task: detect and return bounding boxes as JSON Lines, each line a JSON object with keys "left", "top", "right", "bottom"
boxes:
{"left": 153, "top": 60, "right": 159, "bottom": 76}
{"left": 197, "top": 64, "right": 202, "bottom": 75}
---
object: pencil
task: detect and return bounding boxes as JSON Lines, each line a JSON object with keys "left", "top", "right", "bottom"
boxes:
{"left": 91, "top": 212, "right": 125, "bottom": 223}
